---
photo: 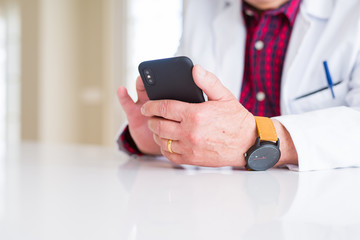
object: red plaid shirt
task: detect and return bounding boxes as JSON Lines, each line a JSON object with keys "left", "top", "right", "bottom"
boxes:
{"left": 118, "top": 125, "right": 143, "bottom": 156}
{"left": 240, "top": 0, "right": 301, "bottom": 117}
{"left": 121, "top": 0, "right": 301, "bottom": 154}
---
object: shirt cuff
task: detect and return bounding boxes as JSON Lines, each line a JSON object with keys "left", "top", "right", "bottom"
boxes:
{"left": 117, "top": 125, "right": 143, "bottom": 156}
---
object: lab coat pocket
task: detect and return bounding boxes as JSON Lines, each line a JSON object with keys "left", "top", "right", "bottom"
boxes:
{"left": 291, "top": 81, "right": 348, "bottom": 113}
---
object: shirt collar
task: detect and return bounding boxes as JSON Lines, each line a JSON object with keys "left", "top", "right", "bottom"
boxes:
{"left": 242, "top": 0, "right": 302, "bottom": 26}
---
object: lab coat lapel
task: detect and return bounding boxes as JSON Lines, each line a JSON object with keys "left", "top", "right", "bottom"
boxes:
{"left": 281, "top": 0, "right": 333, "bottom": 114}
{"left": 213, "top": 0, "right": 246, "bottom": 99}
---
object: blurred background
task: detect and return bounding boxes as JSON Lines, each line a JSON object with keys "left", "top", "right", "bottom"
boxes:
{"left": 0, "top": 0, "right": 183, "bottom": 147}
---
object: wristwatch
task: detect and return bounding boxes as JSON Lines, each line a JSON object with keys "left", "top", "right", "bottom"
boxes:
{"left": 245, "top": 116, "right": 281, "bottom": 171}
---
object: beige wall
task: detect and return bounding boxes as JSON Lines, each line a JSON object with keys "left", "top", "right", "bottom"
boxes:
{"left": 20, "top": 0, "right": 40, "bottom": 141}
{"left": 20, "top": 0, "right": 127, "bottom": 146}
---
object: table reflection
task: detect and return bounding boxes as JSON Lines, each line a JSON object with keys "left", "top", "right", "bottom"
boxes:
{"left": 117, "top": 157, "right": 299, "bottom": 239}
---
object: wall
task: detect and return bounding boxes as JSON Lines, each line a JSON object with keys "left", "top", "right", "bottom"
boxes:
{"left": 20, "top": 0, "right": 127, "bottom": 146}
{"left": 20, "top": 0, "right": 40, "bottom": 142}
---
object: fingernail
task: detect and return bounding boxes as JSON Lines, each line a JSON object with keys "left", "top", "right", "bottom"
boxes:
{"left": 141, "top": 106, "right": 145, "bottom": 115}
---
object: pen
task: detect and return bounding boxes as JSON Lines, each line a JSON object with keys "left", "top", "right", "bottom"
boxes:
{"left": 323, "top": 61, "right": 335, "bottom": 99}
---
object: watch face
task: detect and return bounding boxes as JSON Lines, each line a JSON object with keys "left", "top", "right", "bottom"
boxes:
{"left": 247, "top": 144, "right": 281, "bottom": 171}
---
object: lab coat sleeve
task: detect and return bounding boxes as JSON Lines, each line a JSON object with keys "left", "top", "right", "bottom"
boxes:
{"left": 274, "top": 51, "right": 360, "bottom": 171}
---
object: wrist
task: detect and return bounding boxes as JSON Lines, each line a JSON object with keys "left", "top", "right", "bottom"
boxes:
{"left": 272, "top": 119, "right": 298, "bottom": 166}
{"left": 241, "top": 112, "right": 258, "bottom": 159}
{"left": 128, "top": 125, "right": 162, "bottom": 156}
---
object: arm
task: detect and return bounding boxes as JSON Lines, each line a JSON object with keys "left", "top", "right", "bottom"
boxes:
{"left": 274, "top": 50, "right": 360, "bottom": 171}
{"left": 273, "top": 119, "right": 298, "bottom": 167}
{"left": 274, "top": 107, "right": 360, "bottom": 171}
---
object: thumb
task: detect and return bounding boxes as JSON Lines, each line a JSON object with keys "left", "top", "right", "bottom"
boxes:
{"left": 117, "top": 86, "right": 136, "bottom": 116}
{"left": 193, "top": 65, "right": 235, "bottom": 101}
{"left": 136, "top": 76, "right": 149, "bottom": 103}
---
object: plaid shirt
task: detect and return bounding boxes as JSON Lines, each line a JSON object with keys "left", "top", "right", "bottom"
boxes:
{"left": 118, "top": 125, "right": 143, "bottom": 155}
{"left": 121, "top": 0, "right": 301, "bottom": 154}
{"left": 240, "top": 0, "right": 301, "bottom": 117}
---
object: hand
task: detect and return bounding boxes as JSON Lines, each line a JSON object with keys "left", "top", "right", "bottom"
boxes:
{"left": 141, "top": 65, "right": 257, "bottom": 167}
{"left": 117, "top": 76, "right": 161, "bottom": 155}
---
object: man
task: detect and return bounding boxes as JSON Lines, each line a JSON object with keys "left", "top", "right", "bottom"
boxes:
{"left": 117, "top": 0, "right": 360, "bottom": 171}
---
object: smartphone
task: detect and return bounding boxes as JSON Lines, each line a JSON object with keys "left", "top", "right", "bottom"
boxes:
{"left": 138, "top": 56, "right": 205, "bottom": 103}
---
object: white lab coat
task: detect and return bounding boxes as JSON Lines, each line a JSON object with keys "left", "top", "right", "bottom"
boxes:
{"left": 118, "top": 0, "right": 360, "bottom": 171}
{"left": 175, "top": 0, "right": 360, "bottom": 171}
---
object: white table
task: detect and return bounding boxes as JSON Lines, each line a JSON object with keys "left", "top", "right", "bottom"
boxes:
{"left": 0, "top": 142, "right": 359, "bottom": 240}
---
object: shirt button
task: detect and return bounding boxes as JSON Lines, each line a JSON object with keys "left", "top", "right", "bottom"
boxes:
{"left": 256, "top": 91, "right": 266, "bottom": 102}
{"left": 245, "top": 9, "right": 254, "bottom": 16}
{"left": 255, "top": 40, "right": 264, "bottom": 50}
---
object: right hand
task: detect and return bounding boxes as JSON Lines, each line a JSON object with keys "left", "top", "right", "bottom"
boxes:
{"left": 117, "top": 76, "right": 161, "bottom": 155}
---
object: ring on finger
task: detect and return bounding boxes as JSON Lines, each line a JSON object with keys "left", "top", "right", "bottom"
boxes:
{"left": 167, "top": 139, "right": 174, "bottom": 153}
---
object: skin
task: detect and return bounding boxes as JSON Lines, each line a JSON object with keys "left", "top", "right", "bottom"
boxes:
{"left": 245, "top": 0, "right": 290, "bottom": 11}
{"left": 118, "top": 65, "right": 298, "bottom": 168}
{"left": 117, "top": 0, "right": 298, "bottom": 168}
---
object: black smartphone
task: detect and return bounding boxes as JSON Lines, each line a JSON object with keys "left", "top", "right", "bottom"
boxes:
{"left": 138, "top": 56, "right": 205, "bottom": 103}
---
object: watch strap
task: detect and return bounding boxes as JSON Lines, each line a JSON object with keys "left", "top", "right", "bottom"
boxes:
{"left": 254, "top": 116, "right": 278, "bottom": 142}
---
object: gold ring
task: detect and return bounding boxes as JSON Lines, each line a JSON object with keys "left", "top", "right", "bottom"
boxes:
{"left": 167, "top": 139, "right": 174, "bottom": 153}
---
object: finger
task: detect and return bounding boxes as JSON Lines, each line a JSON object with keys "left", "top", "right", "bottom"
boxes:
{"left": 117, "top": 87, "right": 135, "bottom": 115}
{"left": 161, "top": 148, "right": 184, "bottom": 165}
{"left": 148, "top": 117, "right": 182, "bottom": 140}
{"left": 141, "top": 100, "right": 189, "bottom": 122}
{"left": 193, "top": 64, "right": 235, "bottom": 101}
{"left": 153, "top": 134, "right": 183, "bottom": 154}
{"left": 136, "top": 76, "right": 149, "bottom": 103}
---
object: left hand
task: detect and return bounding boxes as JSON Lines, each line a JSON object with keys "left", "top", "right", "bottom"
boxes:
{"left": 141, "top": 65, "right": 257, "bottom": 167}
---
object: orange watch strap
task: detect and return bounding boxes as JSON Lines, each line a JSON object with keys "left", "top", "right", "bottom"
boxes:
{"left": 254, "top": 116, "right": 278, "bottom": 142}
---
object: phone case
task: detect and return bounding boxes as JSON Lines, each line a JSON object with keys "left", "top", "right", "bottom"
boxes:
{"left": 138, "top": 56, "right": 205, "bottom": 103}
